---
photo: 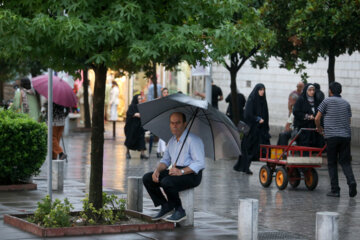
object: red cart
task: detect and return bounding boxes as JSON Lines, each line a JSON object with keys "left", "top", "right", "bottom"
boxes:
{"left": 258, "top": 128, "right": 326, "bottom": 190}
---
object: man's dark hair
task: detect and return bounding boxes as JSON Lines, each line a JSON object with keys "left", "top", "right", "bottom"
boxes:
{"left": 170, "top": 112, "right": 186, "bottom": 123}
{"left": 21, "top": 78, "right": 31, "bottom": 90}
{"left": 329, "top": 82, "right": 342, "bottom": 95}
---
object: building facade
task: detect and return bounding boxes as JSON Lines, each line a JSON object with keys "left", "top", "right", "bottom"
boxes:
{"left": 212, "top": 52, "right": 360, "bottom": 144}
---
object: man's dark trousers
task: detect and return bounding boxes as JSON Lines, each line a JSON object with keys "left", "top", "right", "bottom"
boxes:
{"left": 142, "top": 168, "right": 202, "bottom": 209}
{"left": 327, "top": 137, "right": 356, "bottom": 193}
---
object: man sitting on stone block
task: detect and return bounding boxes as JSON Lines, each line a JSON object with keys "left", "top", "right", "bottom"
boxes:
{"left": 142, "top": 112, "right": 205, "bottom": 223}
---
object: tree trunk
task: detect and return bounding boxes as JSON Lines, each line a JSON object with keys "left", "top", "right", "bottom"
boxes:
{"left": 83, "top": 68, "right": 91, "bottom": 128}
{"left": 151, "top": 63, "right": 158, "bottom": 99}
{"left": 327, "top": 44, "right": 336, "bottom": 85}
{"left": 0, "top": 81, "right": 4, "bottom": 103}
{"left": 89, "top": 64, "right": 107, "bottom": 209}
{"left": 230, "top": 53, "right": 240, "bottom": 125}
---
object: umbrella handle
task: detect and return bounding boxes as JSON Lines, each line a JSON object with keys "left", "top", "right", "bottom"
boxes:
{"left": 174, "top": 108, "right": 199, "bottom": 165}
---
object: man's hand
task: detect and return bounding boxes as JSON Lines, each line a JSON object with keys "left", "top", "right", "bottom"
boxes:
{"left": 317, "top": 126, "right": 324, "bottom": 135}
{"left": 152, "top": 170, "right": 160, "bottom": 183}
{"left": 259, "top": 118, "right": 264, "bottom": 124}
{"left": 169, "top": 167, "right": 182, "bottom": 176}
{"left": 134, "top": 112, "right": 140, "bottom": 118}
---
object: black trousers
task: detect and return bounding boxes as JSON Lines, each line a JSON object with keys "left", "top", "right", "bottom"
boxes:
{"left": 142, "top": 168, "right": 202, "bottom": 209}
{"left": 326, "top": 137, "right": 356, "bottom": 192}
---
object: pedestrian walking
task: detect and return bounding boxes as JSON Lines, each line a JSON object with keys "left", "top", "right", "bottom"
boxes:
{"left": 142, "top": 112, "right": 205, "bottom": 222}
{"left": 43, "top": 102, "right": 69, "bottom": 160}
{"left": 288, "top": 81, "right": 304, "bottom": 116}
{"left": 194, "top": 81, "right": 223, "bottom": 109}
{"left": 156, "top": 88, "right": 169, "bottom": 158}
{"left": 225, "top": 90, "right": 246, "bottom": 123}
{"left": 124, "top": 94, "right": 148, "bottom": 159}
{"left": 293, "top": 84, "right": 323, "bottom": 148}
{"left": 315, "top": 82, "right": 357, "bottom": 198}
{"left": 10, "top": 77, "right": 41, "bottom": 122}
{"left": 109, "top": 81, "right": 120, "bottom": 121}
{"left": 233, "top": 83, "right": 270, "bottom": 174}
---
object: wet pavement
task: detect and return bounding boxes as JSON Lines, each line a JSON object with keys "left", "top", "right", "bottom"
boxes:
{"left": 1, "top": 121, "right": 360, "bottom": 239}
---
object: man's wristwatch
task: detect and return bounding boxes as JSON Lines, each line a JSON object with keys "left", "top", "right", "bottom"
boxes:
{"left": 181, "top": 169, "right": 185, "bottom": 175}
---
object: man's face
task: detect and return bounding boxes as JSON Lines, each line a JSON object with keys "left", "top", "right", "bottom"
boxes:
{"left": 162, "top": 89, "right": 169, "bottom": 97}
{"left": 297, "top": 82, "right": 304, "bottom": 93}
{"left": 170, "top": 113, "right": 186, "bottom": 138}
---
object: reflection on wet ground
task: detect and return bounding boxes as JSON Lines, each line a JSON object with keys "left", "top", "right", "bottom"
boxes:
{"left": 60, "top": 122, "right": 360, "bottom": 239}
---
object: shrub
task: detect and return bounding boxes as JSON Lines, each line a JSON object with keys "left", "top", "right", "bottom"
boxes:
{"left": 0, "top": 109, "right": 47, "bottom": 184}
{"left": 28, "top": 195, "right": 74, "bottom": 228}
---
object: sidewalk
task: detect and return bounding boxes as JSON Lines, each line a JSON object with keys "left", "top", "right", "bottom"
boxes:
{"left": 1, "top": 121, "right": 360, "bottom": 239}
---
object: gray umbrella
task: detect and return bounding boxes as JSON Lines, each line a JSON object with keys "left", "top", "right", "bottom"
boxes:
{"left": 138, "top": 93, "right": 241, "bottom": 160}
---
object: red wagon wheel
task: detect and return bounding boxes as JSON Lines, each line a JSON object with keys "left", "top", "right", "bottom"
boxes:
{"left": 288, "top": 168, "right": 301, "bottom": 188}
{"left": 304, "top": 168, "right": 318, "bottom": 191}
{"left": 275, "top": 168, "right": 288, "bottom": 190}
{"left": 259, "top": 165, "right": 272, "bottom": 187}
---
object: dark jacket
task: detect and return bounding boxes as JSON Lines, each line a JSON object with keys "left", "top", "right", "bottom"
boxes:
{"left": 124, "top": 95, "right": 146, "bottom": 151}
{"left": 225, "top": 92, "right": 246, "bottom": 122}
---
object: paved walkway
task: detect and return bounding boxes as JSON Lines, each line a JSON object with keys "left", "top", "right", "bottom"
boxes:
{"left": 1, "top": 121, "right": 360, "bottom": 239}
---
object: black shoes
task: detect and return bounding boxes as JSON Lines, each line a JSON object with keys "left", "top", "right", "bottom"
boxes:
{"left": 152, "top": 204, "right": 174, "bottom": 221}
{"left": 140, "top": 154, "right": 149, "bottom": 160}
{"left": 126, "top": 152, "right": 131, "bottom": 159}
{"left": 245, "top": 170, "right": 253, "bottom": 175}
{"left": 156, "top": 152, "right": 162, "bottom": 159}
{"left": 326, "top": 191, "right": 340, "bottom": 197}
{"left": 166, "top": 208, "right": 187, "bottom": 223}
{"left": 59, "top": 152, "right": 67, "bottom": 160}
{"left": 349, "top": 183, "right": 357, "bottom": 197}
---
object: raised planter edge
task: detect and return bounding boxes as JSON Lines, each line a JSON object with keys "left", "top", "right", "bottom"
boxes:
{"left": 3, "top": 210, "right": 174, "bottom": 237}
{"left": 0, "top": 183, "right": 37, "bottom": 191}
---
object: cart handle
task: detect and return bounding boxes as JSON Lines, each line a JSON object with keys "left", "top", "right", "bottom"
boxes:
{"left": 287, "top": 128, "right": 318, "bottom": 148}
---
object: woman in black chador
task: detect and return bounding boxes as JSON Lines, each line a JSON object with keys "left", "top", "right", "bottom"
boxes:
{"left": 124, "top": 94, "right": 148, "bottom": 159}
{"left": 292, "top": 84, "right": 323, "bottom": 148}
{"left": 234, "top": 83, "right": 270, "bottom": 174}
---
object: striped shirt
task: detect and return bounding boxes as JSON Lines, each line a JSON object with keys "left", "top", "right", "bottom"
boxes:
{"left": 317, "top": 96, "right": 352, "bottom": 139}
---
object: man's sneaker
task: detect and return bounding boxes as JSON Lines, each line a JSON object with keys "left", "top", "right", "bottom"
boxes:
{"left": 349, "top": 183, "right": 357, "bottom": 197}
{"left": 165, "top": 208, "right": 187, "bottom": 223}
{"left": 152, "top": 204, "right": 174, "bottom": 221}
{"left": 326, "top": 191, "right": 340, "bottom": 197}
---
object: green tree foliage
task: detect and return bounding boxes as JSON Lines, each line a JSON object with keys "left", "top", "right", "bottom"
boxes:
{"left": 0, "top": 0, "right": 269, "bottom": 207}
{"left": 206, "top": 0, "right": 274, "bottom": 124}
{"left": 262, "top": 0, "right": 360, "bottom": 84}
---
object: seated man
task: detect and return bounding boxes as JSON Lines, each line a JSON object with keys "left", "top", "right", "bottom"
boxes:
{"left": 142, "top": 112, "right": 205, "bottom": 223}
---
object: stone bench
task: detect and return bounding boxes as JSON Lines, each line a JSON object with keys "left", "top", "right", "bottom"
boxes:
{"left": 64, "top": 113, "right": 80, "bottom": 136}
{"left": 179, "top": 188, "right": 194, "bottom": 226}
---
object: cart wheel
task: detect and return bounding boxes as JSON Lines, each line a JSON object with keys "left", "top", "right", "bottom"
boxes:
{"left": 275, "top": 168, "right": 288, "bottom": 190}
{"left": 288, "top": 168, "right": 301, "bottom": 188}
{"left": 304, "top": 168, "right": 318, "bottom": 191}
{"left": 259, "top": 165, "right": 272, "bottom": 187}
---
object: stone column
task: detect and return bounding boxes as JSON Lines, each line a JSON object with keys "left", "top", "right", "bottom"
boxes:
{"left": 316, "top": 212, "right": 339, "bottom": 240}
{"left": 52, "top": 160, "right": 64, "bottom": 191}
{"left": 179, "top": 188, "right": 194, "bottom": 226}
{"left": 127, "top": 177, "right": 143, "bottom": 212}
{"left": 238, "top": 198, "right": 258, "bottom": 240}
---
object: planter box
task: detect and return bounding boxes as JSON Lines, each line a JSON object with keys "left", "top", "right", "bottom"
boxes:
{"left": 0, "top": 183, "right": 37, "bottom": 191}
{"left": 4, "top": 210, "right": 174, "bottom": 237}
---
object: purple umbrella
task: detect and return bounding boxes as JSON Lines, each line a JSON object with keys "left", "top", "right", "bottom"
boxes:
{"left": 32, "top": 75, "right": 77, "bottom": 107}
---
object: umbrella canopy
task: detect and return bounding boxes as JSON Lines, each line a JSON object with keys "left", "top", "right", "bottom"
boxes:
{"left": 138, "top": 93, "right": 241, "bottom": 160}
{"left": 32, "top": 75, "right": 77, "bottom": 107}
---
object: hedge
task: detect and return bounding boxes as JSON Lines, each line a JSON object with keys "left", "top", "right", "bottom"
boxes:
{"left": 0, "top": 109, "right": 47, "bottom": 184}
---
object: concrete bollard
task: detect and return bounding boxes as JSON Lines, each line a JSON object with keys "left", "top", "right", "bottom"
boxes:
{"left": 316, "top": 212, "right": 339, "bottom": 240}
{"left": 179, "top": 188, "right": 194, "bottom": 227}
{"left": 127, "top": 177, "right": 143, "bottom": 212}
{"left": 238, "top": 198, "right": 258, "bottom": 240}
{"left": 52, "top": 160, "right": 64, "bottom": 191}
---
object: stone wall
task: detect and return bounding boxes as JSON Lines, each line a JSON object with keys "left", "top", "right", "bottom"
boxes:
{"left": 212, "top": 52, "right": 360, "bottom": 145}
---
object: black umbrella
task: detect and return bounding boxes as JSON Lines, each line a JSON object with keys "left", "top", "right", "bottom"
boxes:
{"left": 138, "top": 93, "right": 241, "bottom": 160}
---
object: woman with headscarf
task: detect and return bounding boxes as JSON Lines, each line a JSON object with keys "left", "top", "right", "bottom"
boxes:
{"left": 234, "top": 83, "right": 270, "bottom": 174}
{"left": 124, "top": 94, "right": 148, "bottom": 159}
{"left": 10, "top": 77, "right": 41, "bottom": 121}
{"left": 293, "top": 83, "right": 323, "bottom": 148}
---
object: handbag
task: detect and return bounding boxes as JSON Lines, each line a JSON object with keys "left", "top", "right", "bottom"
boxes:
{"left": 237, "top": 121, "right": 250, "bottom": 136}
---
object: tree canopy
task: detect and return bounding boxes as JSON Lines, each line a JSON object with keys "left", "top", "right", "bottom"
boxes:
{"left": 262, "top": 0, "right": 360, "bottom": 83}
